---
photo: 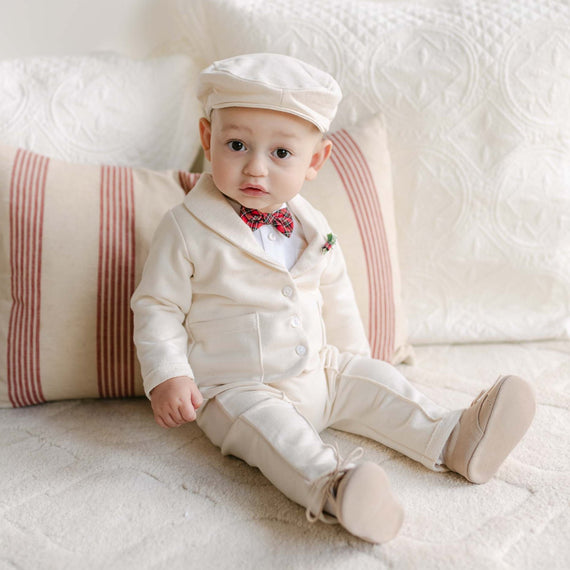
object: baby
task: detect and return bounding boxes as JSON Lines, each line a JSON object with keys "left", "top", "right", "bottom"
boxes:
{"left": 131, "top": 53, "right": 536, "bottom": 543}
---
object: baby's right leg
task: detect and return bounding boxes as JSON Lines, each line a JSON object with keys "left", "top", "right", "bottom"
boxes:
{"left": 196, "top": 383, "right": 403, "bottom": 543}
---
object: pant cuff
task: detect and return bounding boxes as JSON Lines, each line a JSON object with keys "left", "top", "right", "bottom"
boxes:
{"left": 424, "top": 409, "right": 463, "bottom": 471}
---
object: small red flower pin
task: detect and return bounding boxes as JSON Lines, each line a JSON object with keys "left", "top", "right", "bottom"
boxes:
{"left": 321, "top": 233, "right": 337, "bottom": 254}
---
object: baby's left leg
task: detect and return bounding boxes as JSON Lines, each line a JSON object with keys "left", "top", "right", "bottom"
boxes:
{"left": 324, "top": 353, "right": 461, "bottom": 471}
{"left": 324, "top": 352, "right": 535, "bottom": 481}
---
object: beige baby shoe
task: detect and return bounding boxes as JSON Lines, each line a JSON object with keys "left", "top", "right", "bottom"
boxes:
{"left": 307, "top": 449, "right": 404, "bottom": 544}
{"left": 333, "top": 461, "right": 404, "bottom": 543}
{"left": 444, "top": 375, "right": 536, "bottom": 484}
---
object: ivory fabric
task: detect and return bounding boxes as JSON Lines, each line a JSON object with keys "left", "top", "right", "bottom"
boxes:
{"left": 178, "top": 0, "right": 570, "bottom": 345}
{"left": 305, "top": 114, "right": 411, "bottom": 364}
{"left": 131, "top": 173, "right": 371, "bottom": 398}
{"left": 1, "top": 339, "right": 567, "bottom": 569}
{"left": 0, "top": 53, "right": 202, "bottom": 170}
{"left": 0, "top": 143, "right": 199, "bottom": 407}
{"left": 195, "top": 345, "right": 460, "bottom": 516}
{"left": 197, "top": 53, "right": 342, "bottom": 132}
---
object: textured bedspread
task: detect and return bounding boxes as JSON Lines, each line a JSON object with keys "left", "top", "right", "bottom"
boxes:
{"left": 1, "top": 340, "right": 569, "bottom": 569}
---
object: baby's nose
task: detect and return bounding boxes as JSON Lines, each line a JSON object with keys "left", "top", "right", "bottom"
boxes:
{"left": 243, "top": 154, "right": 268, "bottom": 176}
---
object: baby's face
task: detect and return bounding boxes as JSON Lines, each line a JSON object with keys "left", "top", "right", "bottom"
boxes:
{"left": 200, "top": 107, "right": 331, "bottom": 213}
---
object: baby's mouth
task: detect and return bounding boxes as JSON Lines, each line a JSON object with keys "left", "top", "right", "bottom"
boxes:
{"left": 240, "top": 184, "right": 268, "bottom": 196}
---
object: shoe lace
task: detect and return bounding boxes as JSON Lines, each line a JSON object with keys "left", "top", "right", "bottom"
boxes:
{"left": 305, "top": 443, "right": 364, "bottom": 524}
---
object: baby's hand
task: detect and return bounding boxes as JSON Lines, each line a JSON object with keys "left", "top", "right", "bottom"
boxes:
{"left": 150, "top": 376, "right": 204, "bottom": 428}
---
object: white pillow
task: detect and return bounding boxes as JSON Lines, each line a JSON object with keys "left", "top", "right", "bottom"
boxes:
{"left": 0, "top": 52, "right": 202, "bottom": 170}
{"left": 178, "top": 0, "right": 570, "bottom": 344}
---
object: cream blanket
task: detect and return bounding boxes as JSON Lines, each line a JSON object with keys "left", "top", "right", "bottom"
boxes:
{"left": 1, "top": 341, "right": 568, "bottom": 569}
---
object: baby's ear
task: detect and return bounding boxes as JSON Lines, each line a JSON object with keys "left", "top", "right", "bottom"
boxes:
{"left": 199, "top": 117, "right": 213, "bottom": 161}
{"left": 305, "top": 139, "right": 332, "bottom": 181}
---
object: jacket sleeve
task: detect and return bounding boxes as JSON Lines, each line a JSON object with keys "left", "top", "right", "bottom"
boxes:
{"left": 319, "top": 238, "right": 372, "bottom": 358}
{"left": 131, "top": 210, "right": 195, "bottom": 398}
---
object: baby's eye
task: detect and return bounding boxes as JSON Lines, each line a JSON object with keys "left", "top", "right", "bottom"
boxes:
{"left": 273, "top": 148, "right": 291, "bottom": 159}
{"left": 228, "top": 140, "right": 246, "bottom": 152}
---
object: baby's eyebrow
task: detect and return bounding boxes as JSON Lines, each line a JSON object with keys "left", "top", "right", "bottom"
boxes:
{"left": 220, "top": 124, "right": 301, "bottom": 141}
{"left": 273, "top": 131, "right": 302, "bottom": 140}
{"left": 220, "top": 124, "right": 252, "bottom": 134}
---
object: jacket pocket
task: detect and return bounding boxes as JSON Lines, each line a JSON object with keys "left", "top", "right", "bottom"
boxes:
{"left": 188, "top": 313, "right": 263, "bottom": 384}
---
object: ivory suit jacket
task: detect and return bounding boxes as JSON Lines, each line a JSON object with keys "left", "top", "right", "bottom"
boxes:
{"left": 131, "top": 174, "right": 370, "bottom": 399}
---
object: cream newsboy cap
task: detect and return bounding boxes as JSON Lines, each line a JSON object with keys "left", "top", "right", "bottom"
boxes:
{"left": 197, "top": 53, "right": 342, "bottom": 133}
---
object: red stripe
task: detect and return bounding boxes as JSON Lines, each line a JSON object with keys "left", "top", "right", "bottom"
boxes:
{"left": 15, "top": 151, "right": 30, "bottom": 406}
{"left": 329, "top": 130, "right": 395, "bottom": 361}
{"left": 110, "top": 166, "right": 118, "bottom": 397}
{"left": 96, "top": 168, "right": 105, "bottom": 397}
{"left": 31, "top": 154, "right": 48, "bottom": 403}
{"left": 348, "top": 130, "right": 395, "bottom": 358}
{"left": 97, "top": 166, "right": 136, "bottom": 398}
{"left": 127, "top": 168, "right": 136, "bottom": 395}
{"left": 10, "top": 150, "right": 26, "bottom": 407}
{"left": 27, "top": 150, "right": 47, "bottom": 405}
{"left": 8, "top": 149, "right": 25, "bottom": 407}
{"left": 329, "top": 135, "right": 379, "bottom": 346}
{"left": 107, "top": 167, "right": 114, "bottom": 396}
{"left": 344, "top": 130, "right": 395, "bottom": 358}
{"left": 178, "top": 171, "right": 201, "bottom": 194}
{"left": 7, "top": 149, "right": 48, "bottom": 407}
{"left": 341, "top": 131, "right": 395, "bottom": 356}
{"left": 99, "top": 165, "right": 108, "bottom": 397}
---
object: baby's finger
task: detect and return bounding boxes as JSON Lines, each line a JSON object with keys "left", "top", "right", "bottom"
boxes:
{"left": 154, "top": 413, "right": 171, "bottom": 429}
{"left": 192, "top": 390, "right": 204, "bottom": 409}
{"left": 166, "top": 403, "right": 187, "bottom": 427}
{"left": 162, "top": 410, "right": 182, "bottom": 428}
{"left": 179, "top": 401, "right": 197, "bottom": 422}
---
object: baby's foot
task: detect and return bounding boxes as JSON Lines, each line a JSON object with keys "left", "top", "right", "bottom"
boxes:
{"left": 332, "top": 462, "right": 404, "bottom": 543}
{"left": 444, "top": 375, "right": 536, "bottom": 484}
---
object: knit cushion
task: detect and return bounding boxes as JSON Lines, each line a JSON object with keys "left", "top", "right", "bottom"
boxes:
{"left": 0, "top": 53, "right": 202, "bottom": 170}
{"left": 179, "top": 0, "right": 570, "bottom": 344}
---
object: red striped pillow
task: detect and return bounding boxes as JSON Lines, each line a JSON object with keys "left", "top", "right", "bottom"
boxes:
{"left": 305, "top": 114, "right": 412, "bottom": 364}
{"left": 0, "top": 144, "right": 199, "bottom": 407}
{"left": 0, "top": 114, "right": 411, "bottom": 407}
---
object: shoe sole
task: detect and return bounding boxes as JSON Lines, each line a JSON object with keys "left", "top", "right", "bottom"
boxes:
{"left": 338, "top": 462, "right": 404, "bottom": 544}
{"left": 467, "top": 375, "right": 536, "bottom": 484}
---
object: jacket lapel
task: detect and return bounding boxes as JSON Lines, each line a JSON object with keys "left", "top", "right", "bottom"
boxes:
{"left": 183, "top": 174, "right": 288, "bottom": 271}
{"left": 184, "top": 174, "right": 329, "bottom": 276}
{"left": 288, "top": 195, "right": 329, "bottom": 278}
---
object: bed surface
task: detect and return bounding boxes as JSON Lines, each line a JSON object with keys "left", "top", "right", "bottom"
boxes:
{"left": 1, "top": 2, "right": 569, "bottom": 568}
{"left": 2, "top": 340, "right": 568, "bottom": 569}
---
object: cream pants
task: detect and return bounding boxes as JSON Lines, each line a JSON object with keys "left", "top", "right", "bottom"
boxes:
{"left": 196, "top": 346, "right": 461, "bottom": 515}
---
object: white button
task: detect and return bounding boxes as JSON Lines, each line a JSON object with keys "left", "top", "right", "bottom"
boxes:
{"left": 282, "top": 286, "right": 293, "bottom": 297}
{"left": 290, "top": 316, "right": 301, "bottom": 328}
{"left": 295, "top": 345, "right": 307, "bottom": 356}
{"left": 267, "top": 232, "right": 277, "bottom": 241}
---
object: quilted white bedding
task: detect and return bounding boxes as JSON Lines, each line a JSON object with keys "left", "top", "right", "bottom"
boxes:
{"left": 1, "top": 340, "right": 568, "bottom": 569}
{"left": 1, "top": 1, "right": 569, "bottom": 568}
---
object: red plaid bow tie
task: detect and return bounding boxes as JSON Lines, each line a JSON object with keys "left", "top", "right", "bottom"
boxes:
{"left": 240, "top": 206, "right": 294, "bottom": 237}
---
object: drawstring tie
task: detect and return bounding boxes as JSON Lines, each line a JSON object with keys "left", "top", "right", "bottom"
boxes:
{"left": 306, "top": 444, "right": 364, "bottom": 524}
